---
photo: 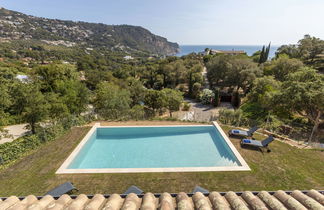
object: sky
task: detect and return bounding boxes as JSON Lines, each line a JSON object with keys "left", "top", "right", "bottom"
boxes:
{"left": 1, "top": 0, "right": 324, "bottom": 45}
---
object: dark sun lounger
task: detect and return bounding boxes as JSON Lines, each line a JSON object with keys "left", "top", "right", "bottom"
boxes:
{"left": 45, "top": 182, "right": 77, "bottom": 197}
{"left": 241, "top": 135, "right": 274, "bottom": 152}
{"left": 228, "top": 126, "right": 258, "bottom": 137}
{"left": 124, "top": 185, "right": 144, "bottom": 195}
{"left": 192, "top": 186, "right": 209, "bottom": 194}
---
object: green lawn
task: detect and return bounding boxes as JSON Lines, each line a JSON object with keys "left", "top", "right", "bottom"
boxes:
{"left": 0, "top": 122, "right": 323, "bottom": 197}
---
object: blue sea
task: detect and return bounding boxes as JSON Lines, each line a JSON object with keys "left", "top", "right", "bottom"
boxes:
{"left": 176, "top": 45, "right": 279, "bottom": 58}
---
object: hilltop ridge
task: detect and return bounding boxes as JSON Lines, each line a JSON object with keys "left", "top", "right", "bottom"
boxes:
{"left": 0, "top": 8, "right": 179, "bottom": 55}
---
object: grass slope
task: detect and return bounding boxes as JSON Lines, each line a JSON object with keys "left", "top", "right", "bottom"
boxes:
{"left": 0, "top": 122, "right": 323, "bottom": 196}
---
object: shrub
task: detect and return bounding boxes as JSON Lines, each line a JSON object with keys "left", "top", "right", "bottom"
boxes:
{"left": 0, "top": 135, "right": 41, "bottom": 164}
{"left": 218, "top": 109, "right": 246, "bottom": 126}
{"left": 128, "top": 105, "right": 145, "bottom": 120}
{"left": 199, "top": 89, "right": 214, "bottom": 105}
{"left": 182, "top": 102, "right": 191, "bottom": 111}
{"left": 192, "top": 82, "right": 201, "bottom": 99}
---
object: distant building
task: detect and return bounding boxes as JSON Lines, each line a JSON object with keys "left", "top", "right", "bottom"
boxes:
{"left": 21, "top": 57, "right": 33, "bottom": 62}
{"left": 203, "top": 49, "right": 246, "bottom": 56}
{"left": 124, "top": 55, "right": 134, "bottom": 60}
{"left": 209, "top": 49, "right": 246, "bottom": 55}
{"left": 79, "top": 71, "right": 86, "bottom": 81}
{"left": 16, "top": 74, "right": 29, "bottom": 83}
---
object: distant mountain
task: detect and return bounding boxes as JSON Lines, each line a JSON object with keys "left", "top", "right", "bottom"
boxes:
{"left": 0, "top": 8, "right": 179, "bottom": 55}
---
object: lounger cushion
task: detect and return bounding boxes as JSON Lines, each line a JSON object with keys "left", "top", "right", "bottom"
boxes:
{"left": 242, "top": 139, "right": 263, "bottom": 147}
{"left": 243, "top": 139, "right": 251, "bottom": 143}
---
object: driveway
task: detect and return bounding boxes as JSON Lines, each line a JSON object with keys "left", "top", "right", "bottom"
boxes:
{"left": 174, "top": 99, "right": 234, "bottom": 122}
{"left": 0, "top": 124, "right": 29, "bottom": 144}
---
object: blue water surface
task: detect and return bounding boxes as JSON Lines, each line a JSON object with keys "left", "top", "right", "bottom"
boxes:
{"left": 68, "top": 126, "right": 241, "bottom": 169}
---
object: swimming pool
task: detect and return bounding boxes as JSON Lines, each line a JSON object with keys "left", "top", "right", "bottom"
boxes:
{"left": 57, "top": 122, "right": 250, "bottom": 173}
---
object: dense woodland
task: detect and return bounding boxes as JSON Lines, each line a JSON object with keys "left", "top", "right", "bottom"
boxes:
{"left": 0, "top": 34, "right": 323, "bottom": 159}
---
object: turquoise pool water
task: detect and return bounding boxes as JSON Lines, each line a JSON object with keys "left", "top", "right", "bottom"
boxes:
{"left": 68, "top": 126, "right": 241, "bottom": 169}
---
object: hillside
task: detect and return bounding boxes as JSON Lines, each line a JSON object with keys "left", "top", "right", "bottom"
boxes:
{"left": 0, "top": 7, "right": 179, "bottom": 55}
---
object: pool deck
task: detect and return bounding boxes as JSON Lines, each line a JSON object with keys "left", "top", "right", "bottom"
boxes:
{"left": 56, "top": 122, "right": 250, "bottom": 174}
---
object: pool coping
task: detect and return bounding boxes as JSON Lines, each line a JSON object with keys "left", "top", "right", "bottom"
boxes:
{"left": 56, "top": 122, "right": 250, "bottom": 174}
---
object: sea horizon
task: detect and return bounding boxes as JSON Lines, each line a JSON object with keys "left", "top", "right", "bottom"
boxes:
{"left": 176, "top": 45, "right": 279, "bottom": 57}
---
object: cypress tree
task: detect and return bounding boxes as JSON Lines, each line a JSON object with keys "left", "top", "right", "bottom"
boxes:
{"left": 213, "top": 88, "right": 220, "bottom": 107}
{"left": 259, "top": 43, "right": 271, "bottom": 64}
{"left": 264, "top": 42, "right": 271, "bottom": 61}
{"left": 259, "top": 45, "right": 265, "bottom": 64}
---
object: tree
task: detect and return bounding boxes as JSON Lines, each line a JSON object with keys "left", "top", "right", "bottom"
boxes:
{"left": 207, "top": 56, "right": 261, "bottom": 94}
{"left": 34, "top": 64, "right": 78, "bottom": 92}
{"left": 187, "top": 64, "right": 203, "bottom": 97}
{"left": 275, "top": 35, "right": 324, "bottom": 64}
{"left": 223, "top": 58, "right": 261, "bottom": 93}
{"left": 279, "top": 68, "right": 324, "bottom": 142}
{"left": 126, "top": 78, "right": 146, "bottom": 107}
{"left": 245, "top": 76, "right": 281, "bottom": 127}
{"left": 275, "top": 44, "right": 300, "bottom": 58}
{"left": 35, "top": 64, "right": 90, "bottom": 115}
{"left": 298, "top": 35, "right": 324, "bottom": 63}
{"left": 45, "top": 92, "right": 69, "bottom": 120}
{"left": 206, "top": 55, "right": 232, "bottom": 88}
{"left": 161, "top": 88, "right": 183, "bottom": 117}
{"left": 22, "top": 85, "right": 49, "bottom": 134}
{"left": 144, "top": 89, "right": 166, "bottom": 114}
{"left": 94, "top": 82, "right": 131, "bottom": 120}
{"left": 0, "top": 84, "right": 12, "bottom": 112}
{"left": 266, "top": 56, "right": 304, "bottom": 81}
{"left": 0, "top": 110, "right": 10, "bottom": 140}
{"left": 55, "top": 80, "right": 90, "bottom": 115}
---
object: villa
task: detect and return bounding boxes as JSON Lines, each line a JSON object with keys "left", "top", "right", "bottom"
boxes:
{"left": 209, "top": 50, "right": 246, "bottom": 56}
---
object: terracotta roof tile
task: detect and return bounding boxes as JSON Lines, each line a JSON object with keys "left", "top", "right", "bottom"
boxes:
{"left": 274, "top": 190, "right": 308, "bottom": 210}
{"left": 0, "top": 190, "right": 323, "bottom": 210}
{"left": 257, "top": 191, "right": 287, "bottom": 210}
{"left": 159, "top": 193, "right": 174, "bottom": 210}
{"left": 307, "top": 190, "right": 324, "bottom": 205}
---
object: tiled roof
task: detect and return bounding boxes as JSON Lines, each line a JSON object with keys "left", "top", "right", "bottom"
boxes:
{"left": 0, "top": 190, "right": 323, "bottom": 210}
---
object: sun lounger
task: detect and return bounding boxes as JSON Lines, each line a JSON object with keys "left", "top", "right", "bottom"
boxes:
{"left": 124, "top": 185, "right": 143, "bottom": 195}
{"left": 192, "top": 186, "right": 209, "bottom": 194}
{"left": 228, "top": 126, "right": 258, "bottom": 137}
{"left": 241, "top": 135, "right": 274, "bottom": 152}
{"left": 45, "top": 182, "right": 77, "bottom": 196}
